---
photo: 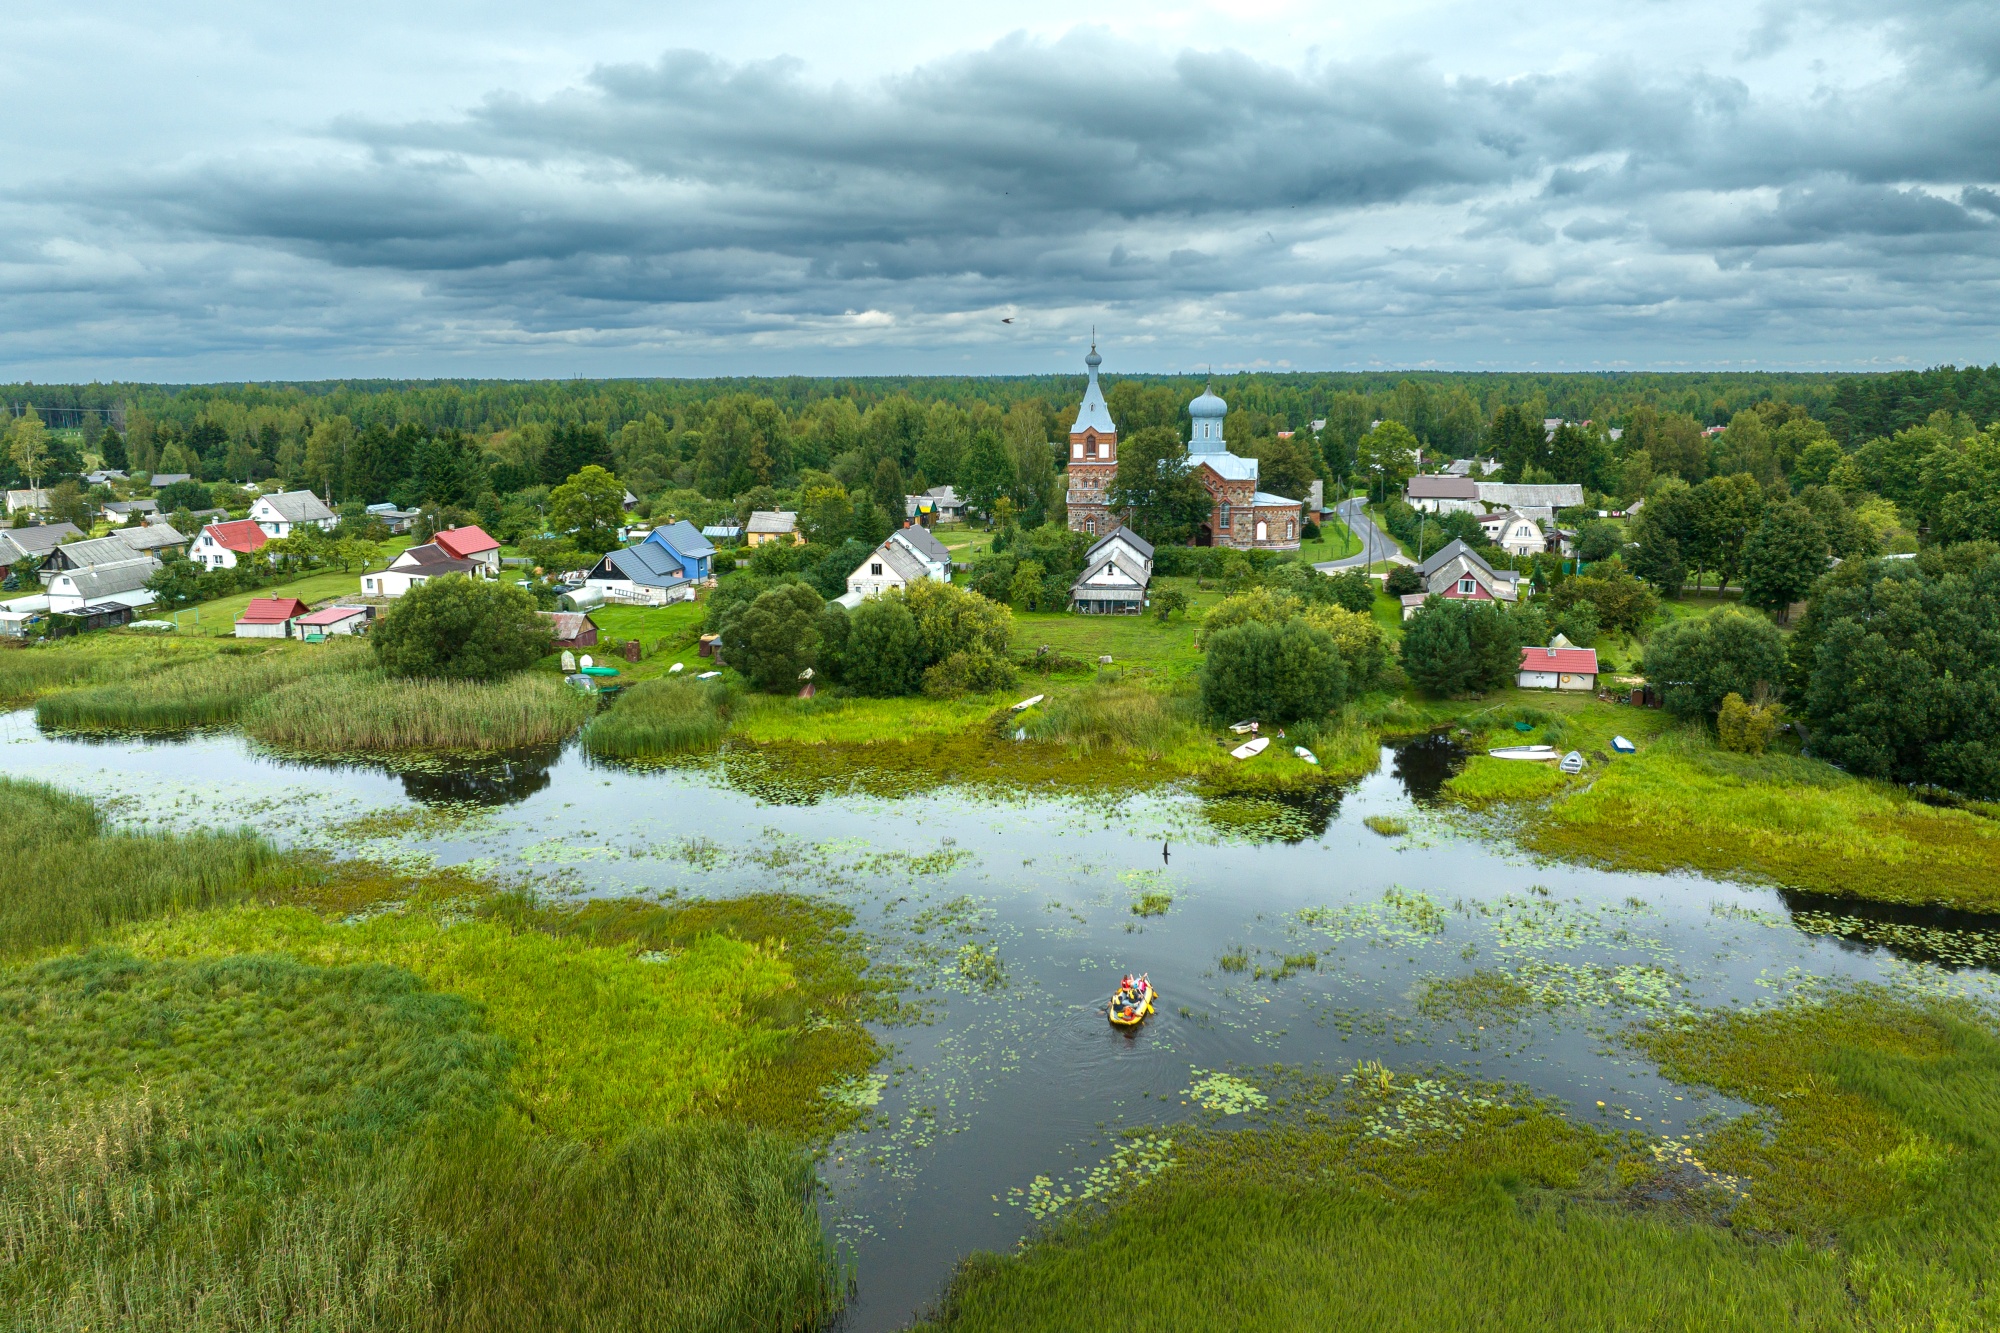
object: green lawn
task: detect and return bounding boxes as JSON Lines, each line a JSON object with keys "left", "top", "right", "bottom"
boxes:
{"left": 1295, "top": 513, "right": 1361, "bottom": 561}
{"left": 1009, "top": 604, "right": 1205, "bottom": 677}
{"left": 561, "top": 602, "right": 709, "bottom": 680}
{"left": 166, "top": 538, "right": 414, "bottom": 635}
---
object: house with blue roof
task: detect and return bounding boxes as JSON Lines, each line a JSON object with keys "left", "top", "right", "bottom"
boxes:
{"left": 642, "top": 520, "right": 717, "bottom": 584}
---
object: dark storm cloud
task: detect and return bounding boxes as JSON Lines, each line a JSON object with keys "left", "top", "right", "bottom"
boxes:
{"left": 14, "top": 2, "right": 2000, "bottom": 372}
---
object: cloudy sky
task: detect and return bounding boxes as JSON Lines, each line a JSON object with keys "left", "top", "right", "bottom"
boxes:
{"left": 2, "top": 0, "right": 1996, "bottom": 379}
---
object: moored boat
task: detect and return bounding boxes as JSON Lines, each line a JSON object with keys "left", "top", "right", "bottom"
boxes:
{"left": 1487, "top": 744, "right": 1558, "bottom": 760}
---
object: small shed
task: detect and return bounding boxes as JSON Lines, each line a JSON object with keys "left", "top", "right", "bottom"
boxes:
{"left": 542, "top": 610, "right": 600, "bottom": 650}
{"left": 294, "top": 605, "right": 371, "bottom": 640}
{"left": 236, "top": 596, "right": 310, "bottom": 639}
{"left": 1517, "top": 644, "right": 1599, "bottom": 691}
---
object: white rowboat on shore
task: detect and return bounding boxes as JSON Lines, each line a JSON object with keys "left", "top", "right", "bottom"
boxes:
{"left": 1487, "top": 745, "right": 1559, "bottom": 761}
{"left": 1232, "top": 736, "right": 1270, "bottom": 760}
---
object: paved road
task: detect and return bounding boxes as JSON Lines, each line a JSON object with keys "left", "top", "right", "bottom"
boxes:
{"left": 1313, "top": 497, "right": 1417, "bottom": 573}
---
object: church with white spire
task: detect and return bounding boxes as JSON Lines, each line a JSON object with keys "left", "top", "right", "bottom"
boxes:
{"left": 1063, "top": 345, "right": 1303, "bottom": 551}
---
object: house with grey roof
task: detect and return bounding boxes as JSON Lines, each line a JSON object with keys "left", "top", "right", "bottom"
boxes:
{"left": 1400, "top": 540, "right": 1521, "bottom": 620}
{"left": 113, "top": 523, "right": 188, "bottom": 558}
{"left": 583, "top": 542, "right": 696, "bottom": 606}
{"left": 1474, "top": 482, "right": 1585, "bottom": 523}
{"left": 40, "top": 535, "right": 156, "bottom": 583}
{"left": 145, "top": 473, "right": 192, "bottom": 487}
{"left": 249, "top": 490, "right": 337, "bottom": 538}
{"left": 102, "top": 499, "right": 159, "bottom": 525}
{"left": 1071, "top": 526, "right": 1155, "bottom": 615}
{"left": 360, "top": 542, "right": 483, "bottom": 598}
{"left": 844, "top": 537, "right": 936, "bottom": 603}
{"left": 6, "top": 489, "right": 49, "bottom": 515}
{"left": 46, "top": 559, "right": 160, "bottom": 614}
{"left": 0, "top": 523, "right": 84, "bottom": 576}
{"left": 888, "top": 523, "right": 953, "bottom": 579}
{"left": 1405, "top": 474, "right": 1480, "bottom": 514}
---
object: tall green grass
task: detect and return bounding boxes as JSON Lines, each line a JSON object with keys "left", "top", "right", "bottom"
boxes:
{"left": 244, "top": 669, "right": 593, "bottom": 754}
{"left": 583, "top": 675, "right": 732, "bottom": 759}
{"left": 33, "top": 640, "right": 366, "bottom": 732}
{"left": 1026, "top": 683, "right": 1205, "bottom": 755}
{"left": 0, "top": 635, "right": 230, "bottom": 707}
{"left": 0, "top": 781, "right": 877, "bottom": 1331}
{"left": 0, "top": 778, "right": 275, "bottom": 956}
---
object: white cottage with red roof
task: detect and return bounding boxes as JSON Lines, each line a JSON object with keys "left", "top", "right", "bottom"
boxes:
{"left": 432, "top": 525, "right": 502, "bottom": 574}
{"left": 193, "top": 520, "right": 270, "bottom": 571}
{"left": 1517, "top": 643, "right": 1599, "bottom": 691}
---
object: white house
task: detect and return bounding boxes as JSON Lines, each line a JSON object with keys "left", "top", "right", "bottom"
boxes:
{"left": 360, "top": 542, "right": 483, "bottom": 598}
{"left": 250, "top": 490, "right": 337, "bottom": 538}
{"left": 581, "top": 543, "right": 695, "bottom": 606}
{"left": 1070, "top": 526, "right": 1154, "bottom": 615}
{"left": 888, "top": 524, "right": 953, "bottom": 580}
{"left": 1405, "top": 474, "right": 1480, "bottom": 514}
{"left": 101, "top": 499, "right": 158, "bottom": 525}
{"left": 1517, "top": 644, "right": 1599, "bottom": 691}
{"left": 432, "top": 525, "right": 502, "bottom": 574}
{"left": 846, "top": 537, "right": 934, "bottom": 600}
{"left": 192, "top": 519, "right": 270, "bottom": 570}
{"left": 1474, "top": 482, "right": 1585, "bottom": 524}
{"left": 1479, "top": 510, "right": 1546, "bottom": 558}
{"left": 1399, "top": 540, "right": 1521, "bottom": 620}
{"left": 46, "top": 560, "right": 159, "bottom": 614}
{"left": 6, "top": 489, "right": 49, "bottom": 515}
{"left": 294, "top": 605, "right": 372, "bottom": 638}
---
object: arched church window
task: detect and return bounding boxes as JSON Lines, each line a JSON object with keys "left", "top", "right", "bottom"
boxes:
{"left": 1256, "top": 520, "right": 1268, "bottom": 541}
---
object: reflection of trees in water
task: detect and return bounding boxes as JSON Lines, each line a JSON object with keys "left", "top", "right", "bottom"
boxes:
{"left": 1778, "top": 887, "right": 2000, "bottom": 971}
{"left": 1392, "top": 733, "right": 1465, "bottom": 804}
{"left": 1265, "top": 783, "right": 1345, "bottom": 841}
{"left": 400, "top": 752, "right": 558, "bottom": 806}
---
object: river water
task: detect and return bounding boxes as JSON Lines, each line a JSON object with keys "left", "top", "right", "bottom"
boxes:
{"left": 5, "top": 710, "right": 1997, "bottom": 1330}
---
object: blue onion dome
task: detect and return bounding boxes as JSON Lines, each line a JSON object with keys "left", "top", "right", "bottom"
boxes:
{"left": 1189, "top": 385, "right": 1227, "bottom": 418}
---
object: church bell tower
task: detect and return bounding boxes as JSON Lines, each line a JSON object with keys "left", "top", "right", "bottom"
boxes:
{"left": 1064, "top": 341, "right": 1118, "bottom": 537}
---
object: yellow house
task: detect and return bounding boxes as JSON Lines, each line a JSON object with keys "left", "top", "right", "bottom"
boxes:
{"left": 745, "top": 510, "right": 802, "bottom": 546}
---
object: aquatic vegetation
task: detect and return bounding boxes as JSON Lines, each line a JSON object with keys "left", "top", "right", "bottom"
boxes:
{"left": 1187, "top": 1070, "right": 1269, "bottom": 1115}
{"left": 1025, "top": 682, "right": 1205, "bottom": 756}
{"left": 1005, "top": 1135, "right": 1178, "bottom": 1221}
{"left": 34, "top": 640, "right": 366, "bottom": 733}
{"left": 0, "top": 781, "right": 887, "bottom": 1331}
{"left": 1443, "top": 754, "right": 1570, "bottom": 806}
{"left": 1297, "top": 887, "right": 1450, "bottom": 948}
{"left": 0, "top": 633, "right": 228, "bottom": 706}
{"left": 1130, "top": 891, "right": 1172, "bottom": 917}
{"left": 244, "top": 669, "right": 592, "bottom": 753}
{"left": 1529, "top": 731, "right": 2000, "bottom": 912}
{"left": 1362, "top": 814, "right": 1409, "bottom": 836}
{"left": 585, "top": 675, "right": 734, "bottom": 759}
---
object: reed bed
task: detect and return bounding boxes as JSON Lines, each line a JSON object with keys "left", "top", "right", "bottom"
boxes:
{"left": 33, "top": 640, "right": 366, "bottom": 733}
{"left": 1026, "top": 683, "right": 1206, "bottom": 755}
{"left": 0, "top": 634, "right": 227, "bottom": 707}
{"left": 244, "top": 669, "right": 593, "bottom": 753}
{"left": 0, "top": 782, "right": 875, "bottom": 1332}
{"left": 0, "top": 778, "right": 275, "bottom": 956}
{"left": 584, "top": 675, "right": 732, "bottom": 759}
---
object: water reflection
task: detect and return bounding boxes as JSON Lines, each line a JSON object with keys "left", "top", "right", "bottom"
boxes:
{"left": 1780, "top": 887, "right": 2000, "bottom": 970}
{"left": 1391, "top": 732, "right": 1465, "bottom": 802}
{"left": 254, "top": 745, "right": 564, "bottom": 807}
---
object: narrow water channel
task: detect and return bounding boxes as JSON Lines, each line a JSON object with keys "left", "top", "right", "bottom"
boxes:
{"left": 6, "top": 710, "right": 1997, "bottom": 1330}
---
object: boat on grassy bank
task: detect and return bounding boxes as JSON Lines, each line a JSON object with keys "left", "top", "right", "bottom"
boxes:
{"left": 1487, "top": 744, "right": 1559, "bottom": 761}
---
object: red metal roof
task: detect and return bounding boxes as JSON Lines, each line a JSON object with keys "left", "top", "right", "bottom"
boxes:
{"left": 237, "top": 596, "right": 311, "bottom": 624}
{"left": 433, "top": 525, "right": 500, "bottom": 558}
{"left": 1518, "top": 646, "right": 1599, "bottom": 673}
{"left": 203, "top": 519, "right": 269, "bottom": 553}
{"left": 295, "top": 605, "right": 367, "bottom": 625}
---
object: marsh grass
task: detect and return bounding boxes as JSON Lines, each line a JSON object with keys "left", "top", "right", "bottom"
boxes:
{"left": 1444, "top": 756, "right": 1572, "bottom": 807}
{"left": 1362, "top": 815, "right": 1409, "bottom": 837}
{"left": 732, "top": 690, "right": 1002, "bottom": 745}
{"left": 1027, "top": 683, "right": 1205, "bottom": 755}
{"left": 926, "top": 989, "right": 2000, "bottom": 1333}
{"left": 0, "top": 781, "right": 881, "bottom": 1332}
{"left": 245, "top": 668, "right": 593, "bottom": 754}
{"left": 0, "top": 634, "right": 229, "bottom": 706}
{"left": 34, "top": 640, "right": 365, "bottom": 733}
{"left": 584, "top": 675, "right": 733, "bottom": 758}
{"left": 0, "top": 778, "right": 276, "bottom": 956}
{"left": 1529, "top": 731, "right": 2000, "bottom": 910}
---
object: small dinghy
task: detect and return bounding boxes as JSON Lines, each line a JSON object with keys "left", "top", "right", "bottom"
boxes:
{"left": 1232, "top": 736, "right": 1270, "bottom": 760}
{"left": 1559, "top": 750, "right": 1585, "bottom": 774}
{"left": 1229, "top": 720, "right": 1260, "bottom": 735}
{"left": 1011, "top": 693, "right": 1046, "bottom": 712}
{"left": 1108, "top": 973, "right": 1156, "bottom": 1029}
{"left": 1611, "top": 735, "right": 1636, "bottom": 754}
{"left": 1487, "top": 744, "right": 1558, "bottom": 760}
{"left": 1295, "top": 746, "right": 1319, "bottom": 765}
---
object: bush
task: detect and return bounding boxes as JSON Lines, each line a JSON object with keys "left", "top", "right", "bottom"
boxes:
{"left": 373, "top": 576, "right": 553, "bottom": 681}
{"left": 1152, "top": 588, "right": 1188, "bottom": 622}
{"left": 1324, "top": 569, "right": 1377, "bottom": 613}
{"left": 844, "top": 597, "right": 923, "bottom": 696}
{"left": 726, "top": 582, "right": 824, "bottom": 693}
{"left": 902, "top": 580, "right": 1014, "bottom": 665}
{"left": 921, "top": 650, "right": 1017, "bottom": 698}
{"left": 1200, "top": 620, "right": 1347, "bottom": 722}
{"left": 1716, "top": 692, "right": 1780, "bottom": 754}
{"left": 1384, "top": 565, "right": 1423, "bottom": 597}
{"left": 1549, "top": 569, "right": 1659, "bottom": 636}
{"left": 1642, "top": 608, "right": 1785, "bottom": 719}
{"left": 1399, "top": 599, "right": 1537, "bottom": 697}
{"left": 1549, "top": 601, "right": 1600, "bottom": 647}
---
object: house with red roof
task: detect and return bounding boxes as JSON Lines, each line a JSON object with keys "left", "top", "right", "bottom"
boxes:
{"left": 1517, "top": 643, "right": 1599, "bottom": 691}
{"left": 295, "top": 605, "right": 371, "bottom": 639}
{"left": 193, "top": 520, "right": 270, "bottom": 571}
{"left": 235, "top": 596, "right": 311, "bottom": 639}
{"left": 432, "top": 525, "right": 502, "bottom": 574}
